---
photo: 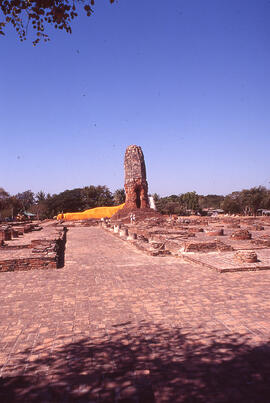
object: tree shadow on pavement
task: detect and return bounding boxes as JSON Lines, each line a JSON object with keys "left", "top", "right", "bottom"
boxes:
{"left": 1, "top": 321, "right": 270, "bottom": 402}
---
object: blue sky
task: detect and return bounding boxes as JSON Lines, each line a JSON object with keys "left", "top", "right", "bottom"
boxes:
{"left": 1, "top": 0, "right": 270, "bottom": 197}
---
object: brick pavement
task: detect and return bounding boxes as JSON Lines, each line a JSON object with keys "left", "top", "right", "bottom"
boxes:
{"left": 0, "top": 227, "right": 270, "bottom": 402}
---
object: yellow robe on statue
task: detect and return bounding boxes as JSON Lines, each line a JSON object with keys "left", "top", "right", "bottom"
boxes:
{"left": 57, "top": 203, "right": 125, "bottom": 221}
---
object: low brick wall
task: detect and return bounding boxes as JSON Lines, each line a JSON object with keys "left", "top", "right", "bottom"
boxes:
{"left": 184, "top": 240, "right": 233, "bottom": 253}
{"left": 0, "top": 256, "right": 57, "bottom": 272}
{"left": 0, "top": 225, "right": 67, "bottom": 272}
{"left": 0, "top": 245, "right": 29, "bottom": 250}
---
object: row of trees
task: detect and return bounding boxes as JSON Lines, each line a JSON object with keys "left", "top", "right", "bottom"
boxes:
{"left": 222, "top": 187, "right": 270, "bottom": 215}
{"left": 153, "top": 192, "right": 202, "bottom": 216}
{"left": 1, "top": 185, "right": 270, "bottom": 220}
{"left": 153, "top": 186, "right": 270, "bottom": 216}
{"left": 0, "top": 186, "right": 125, "bottom": 220}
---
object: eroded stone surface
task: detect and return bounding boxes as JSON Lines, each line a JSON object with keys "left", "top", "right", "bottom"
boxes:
{"left": 124, "top": 145, "right": 149, "bottom": 209}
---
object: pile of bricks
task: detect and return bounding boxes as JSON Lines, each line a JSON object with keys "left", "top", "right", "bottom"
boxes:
{"left": 235, "top": 250, "right": 258, "bottom": 263}
{"left": 231, "top": 229, "right": 252, "bottom": 240}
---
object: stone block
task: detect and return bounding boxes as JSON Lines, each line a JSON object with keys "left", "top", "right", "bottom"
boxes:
{"left": 127, "top": 232, "right": 137, "bottom": 241}
{"left": 119, "top": 228, "right": 128, "bottom": 237}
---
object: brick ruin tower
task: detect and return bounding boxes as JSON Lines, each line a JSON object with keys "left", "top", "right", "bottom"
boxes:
{"left": 124, "top": 145, "right": 150, "bottom": 209}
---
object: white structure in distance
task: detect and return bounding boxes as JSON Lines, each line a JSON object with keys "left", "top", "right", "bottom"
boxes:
{"left": 148, "top": 195, "right": 156, "bottom": 210}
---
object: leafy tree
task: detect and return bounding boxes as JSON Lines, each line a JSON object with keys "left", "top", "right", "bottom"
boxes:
{"left": 30, "top": 200, "right": 48, "bottom": 219}
{"left": 163, "top": 201, "right": 183, "bottom": 215}
{"left": 262, "top": 191, "right": 270, "bottom": 210}
{"left": 0, "top": 187, "right": 10, "bottom": 210}
{"left": 29, "top": 185, "right": 114, "bottom": 218}
{"left": 239, "top": 186, "right": 269, "bottom": 216}
{"left": 180, "top": 191, "right": 199, "bottom": 212}
{"left": 29, "top": 191, "right": 48, "bottom": 219}
{"left": 0, "top": 189, "right": 24, "bottom": 220}
{"left": 0, "top": 187, "right": 9, "bottom": 200}
{"left": 154, "top": 194, "right": 185, "bottom": 215}
{"left": 35, "top": 190, "right": 46, "bottom": 203}
{"left": 152, "top": 193, "right": 160, "bottom": 203}
{"left": 221, "top": 186, "right": 270, "bottom": 215}
{"left": 15, "top": 190, "right": 35, "bottom": 211}
{"left": 221, "top": 195, "right": 242, "bottom": 215}
{"left": 81, "top": 185, "right": 113, "bottom": 210}
{"left": 0, "top": 0, "right": 115, "bottom": 45}
{"left": 113, "top": 188, "right": 125, "bottom": 205}
{"left": 0, "top": 187, "right": 10, "bottom": 219}
{"left": 198, "top": 194, "right": 224, "bottom": 210}
{"left": 46, "top": 188, "right": 83, "bottom": 216}
{"left": 9, "top": 196, "right": 23, "bottom": 216}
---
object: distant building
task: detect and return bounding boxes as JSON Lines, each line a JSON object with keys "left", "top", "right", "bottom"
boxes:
{"left": 203, "top": 208, "right": 224, "bottom": 216}
{"left": 22, "top": 211, "right": 36, "bottom": 220}
{"left": 257, "top": 209, "right": 270, "bottom": 216}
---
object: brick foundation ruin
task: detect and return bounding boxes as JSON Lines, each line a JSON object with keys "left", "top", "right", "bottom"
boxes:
{"left": 100, "top": 215, "right": 270, "bottom": 272}
{"left": 0, "top": 222, "right": 67, "bottom": 272}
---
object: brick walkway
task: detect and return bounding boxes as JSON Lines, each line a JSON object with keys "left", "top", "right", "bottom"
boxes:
{"left": 1, "top": 227, "right": 270, "bottom": 402}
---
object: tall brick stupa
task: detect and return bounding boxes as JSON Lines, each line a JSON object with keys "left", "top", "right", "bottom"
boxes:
{"left": 124, "top": 145, "right": 149, "bottom": 209}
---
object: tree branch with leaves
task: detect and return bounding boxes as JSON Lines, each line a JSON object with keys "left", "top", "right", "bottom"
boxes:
{"left": 0, "top": 0, "right": 115, "bottom": 45}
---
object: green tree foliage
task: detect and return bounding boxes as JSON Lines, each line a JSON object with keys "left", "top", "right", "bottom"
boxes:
{"left": 35, "top": 190, "right": 46, "bottom": 203}
{"left": 81, "top": 185, "right": 114, "bottom": 210}
{"left": 30, "top": 190, "right": 49, "bottom": 219}
{"left": 41, "top": 185, "right": 114, "bottom": 217}
{"left": 0, "top": 0, "right": 115, "bottom": 45}
{"left": 152, "top": 193, "right": 160, "bottom": 203}
{"left": 0, "top": 188, "right": 24, "bottom": 219}
{"left": 221, "top": 193, "right": 242, "bottom": 215}
{"left": 0, "top": 187, "right": 10, "bottom": 209}
{"left": 0, "top": 187, "right": 11, "bottom": 219}
{"left": 154, "top": 194, "right": 185, "bottom": 215}
{"left": 240, "top": 186, "right": 269, "bottom": 215}
{"left": 180, "top": 191, "right": 199, "bottom": 212}
{"left": 2, "top": 184, "right": 270, "bottom": 221}
{"left": 113, "top": 188, "right": 125, "bottom": 205}
{"left": 9, "top": 196, "right": 23, "bottom": 216}
{"left": 154, "top": 189, "right": 270, "bottom": 217}
{"left": 154, "top": 192, "right": 201, "bottom": 215}
{"left": 222, "top": 186, "right": 270, "bottom": 216}
{"left": 0, "top": 185, "right": 115, "bottom": 220}
{"left": 0, "top": 187, "right": 9, "bottom": 200}
{"left": 15, "top": 190, "right": 35, "bottom": 211}
{"left": 198, "top": 194, "right": 224, "bottom": 210}
{"left": 45, "top": 188, "right": 83, "bottom": 217}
